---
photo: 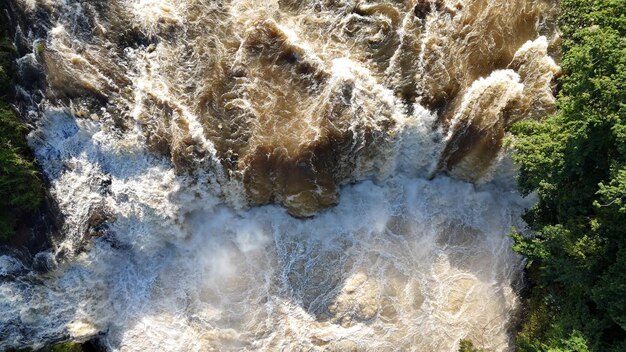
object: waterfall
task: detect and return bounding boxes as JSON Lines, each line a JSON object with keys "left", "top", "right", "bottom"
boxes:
{"left": 0, "top": 0, "right": 559, "bottom": 351}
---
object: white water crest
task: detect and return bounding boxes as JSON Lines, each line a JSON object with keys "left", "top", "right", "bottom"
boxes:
{"left": 1, "top": 0, "right": 559, "bottom": 351}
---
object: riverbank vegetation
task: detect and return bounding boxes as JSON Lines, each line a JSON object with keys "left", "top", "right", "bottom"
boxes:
{"left": 8, "top": 342, "right": 87, "bottom": 352}
{"left": 511, "top": 0, "right": 625, "bottom": 351}
{"left": 0, "top": 11, "right": 43, "bottom": 240}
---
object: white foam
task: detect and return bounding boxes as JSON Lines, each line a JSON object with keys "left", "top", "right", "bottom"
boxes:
{"left": 0, "top": 1, "right": 555, "bottom": 351}
{"left": 1, "top": 108, "right": 531, "bottom": 350}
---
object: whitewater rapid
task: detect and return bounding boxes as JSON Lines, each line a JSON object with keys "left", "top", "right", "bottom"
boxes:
{"left": 2, "top": 111, "right": 531, "bottom": 350}
{"left": 0, "top": 0, "right": 559, "bottom": 350}
{"left": 0, "top": 105, "right": 531, "bottom": 352}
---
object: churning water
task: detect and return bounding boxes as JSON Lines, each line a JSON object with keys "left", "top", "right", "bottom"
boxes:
{"left": 1, "top": 0, "right": 560, "bottom": 350}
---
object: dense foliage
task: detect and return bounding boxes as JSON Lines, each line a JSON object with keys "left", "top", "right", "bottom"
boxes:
{"left": 457, "top": 339, "right": 484, "bottom": 352}
{"left": 0, "top": 14, "right": 43, "bottom": 240}
{"left": 8, "top": 342, "right": 86, "bottom": 352}
{"left": 511, "top": 0, "right": 626, "bottom": 351}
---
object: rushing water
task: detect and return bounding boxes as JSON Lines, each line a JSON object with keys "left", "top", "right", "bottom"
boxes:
{"left": 1, "top": 0, "right": 559, "bottom": 351}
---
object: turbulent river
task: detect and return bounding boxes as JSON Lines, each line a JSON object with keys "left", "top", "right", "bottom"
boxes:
{"left": 1, "top": 0, "right": 560, "bottom": 351}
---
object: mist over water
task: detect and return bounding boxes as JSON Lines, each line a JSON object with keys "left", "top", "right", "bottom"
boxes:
{"left": 1, "top": 0, "right": 558, "bottom": 351}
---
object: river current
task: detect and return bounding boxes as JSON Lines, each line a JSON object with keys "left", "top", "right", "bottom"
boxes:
{"left": 1, "top": 1, "right": 559, "bottom": 350}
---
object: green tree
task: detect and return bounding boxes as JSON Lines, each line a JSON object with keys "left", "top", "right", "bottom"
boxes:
{"left": 458, "top": 339, "right": 484, "bottom": 352}
{"left": 511, "top": 0, "right": 626, "bottom": 351}
{"left": 7, "top": 341, "right": 86, "bottom": 352}
{"left": 0, "top": 10, "right": 43, "bottom": 240}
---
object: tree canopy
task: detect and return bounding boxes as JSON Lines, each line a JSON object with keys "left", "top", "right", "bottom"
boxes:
{"left": 0, "top": 14, "right": 43, "bottom": 240}
{"left": 511, "top": 0, "right": 626, "bottom": 351}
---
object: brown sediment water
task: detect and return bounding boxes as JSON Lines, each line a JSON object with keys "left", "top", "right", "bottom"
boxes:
{"left": 0, "top": 0, "right": 559, "bottom": 351}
